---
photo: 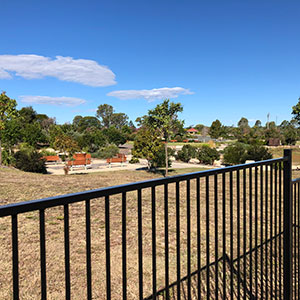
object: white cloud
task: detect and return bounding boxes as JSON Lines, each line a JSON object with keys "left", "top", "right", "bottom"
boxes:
{"left": 107, "top": 87, "right": 194, "bottom": 102}
{"left": 0, "top": 54, "right": 116, "bottom": 86}
{"left": 20, "top": 95, "right": 86, "bottom": 106}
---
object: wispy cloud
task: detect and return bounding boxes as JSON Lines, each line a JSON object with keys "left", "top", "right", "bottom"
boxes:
{"left": 20, "top": 95, "right": 86, "bottom": 106}
{"left": 0, "top": 54, "right": 116, "bottom": 87}
{"left": 107, "top": 87, "right": 194, "bottom": 102}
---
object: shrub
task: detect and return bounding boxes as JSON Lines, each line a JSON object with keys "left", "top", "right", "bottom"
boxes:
{"left": 40, "top": 149, "right": 57, "bottom": 156}
{"left": 242, "top": 144, "right": 272, "bottom": 162}
{"left": 223, "top": 143, "right": 272, "bottom": 165}
{"left": 196, "top": 145, "right": 220, "bottom": 165}
{"left": 151, "top": 146, "right": 172, "bottom": 169}
{"left": 174, "top": 135, "right": 183, "bottom": 142}
{"left": 129, "top": 157, "right": 140, "bottom": 164}
{"left": 13, "top": 149, "right": 47, "bottom": 173}
{"left": 176, "top": 144, "right": 196, "bottom": 162}
{"left": 94, "top": 144, "right": 119, "bottom": 159}
{"left": 223, "top": 143, "right": 247, "bottom": 165}
{"left": 2, "top": 150, "right": 15, "bottom": 166}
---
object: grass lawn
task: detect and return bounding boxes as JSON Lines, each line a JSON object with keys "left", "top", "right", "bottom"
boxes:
{"left": 0, "top": 166, "right": 298, "bottom": 299}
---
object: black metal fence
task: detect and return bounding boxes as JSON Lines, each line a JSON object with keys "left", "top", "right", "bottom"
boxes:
{"left": 0, "top": 149, "right": 298, "bottom": 299}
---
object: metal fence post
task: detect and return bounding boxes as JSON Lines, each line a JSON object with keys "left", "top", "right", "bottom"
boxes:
{"left": 283, "top": 149, "right": 292, "bottom": 300}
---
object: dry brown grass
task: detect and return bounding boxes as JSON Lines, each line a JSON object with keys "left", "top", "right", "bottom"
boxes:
{"left": 0, "top": 166, "right": 298, "bottom": 299}
{"left": 269, "top": 146, "right": 300, "bottom": 165}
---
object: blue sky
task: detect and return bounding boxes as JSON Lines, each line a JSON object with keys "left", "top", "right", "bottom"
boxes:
{"left": 1, "top": 0, "right": 300, "bottom": 127}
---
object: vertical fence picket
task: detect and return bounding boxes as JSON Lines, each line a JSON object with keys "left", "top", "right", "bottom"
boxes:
{"left": 265, "top": 164, "right": 269, "bottom": 300}
{"left": 279, "top": 162, "right": 282, "bottom": 300}
{"left": 197, "top": 177, "right": 201, "bottom": 300}
{"left": 249, "top": 167, "right": 253, "bottom": 297}
{"left": 295, "top": 182, "right": 300, "bottom": 299}
{"left": 64, "top": 204, "right": 71, "bottom": 300}
{"left": 214, "top": 174, "right": 218, "bottom": 299}
{"left": 137, "top": 189, "right": 143, "bottom": 300}
{"left": 274, "top": 164, "right": 278, "bottom": 299}
{"left": 260, "top": 165, "right": 264, "bottom": 299}
{"left": 283, "top": 149, "right": 292, "bottom": 300}
{"left": 122, "top": 192, "right": 127, "bottom": 300}
{"left": 12, "top": 214, "right": 19, "bottom": 300}
{"left": 39, "top": 209, "right": 47, "bottom": 300}
{"left": 176, "top": 181, "right": 181, "bottom": 300}
{"left": 222, "top": 173, "right": 226, "bottom": 300}
{"left": 187, "top": 180, "right": 191, "bottom": 300}
{"left": 105, "top": 196, "right": 111, "bottom": 300}
{"left": 254, "top": 166, "right": 258, "bottom": 298}
{"left": 243, "top": 169, "right": 247, "bottom": 300}
{"left": 85, "top": 200, "right": 92, "bottom": 300}
{"left": 152, "top": 186, "right": 157, "bottom": 299}
{"left": 237, "top": 169, "right": 241, "bottom": 299}
{"left": 206, "top": 176, "right": 210, "bottom": 300}
{"left": 164, "top": 184, "right": 169, "bottom": 300}
{"left": 294, "top": 183, "right": 297, "bottom": 299}
{"left": 230, "top": 171, "right": 234, "bottom": 299}
{"left": 270, "top": 165, "right": 274, "bottom": 297}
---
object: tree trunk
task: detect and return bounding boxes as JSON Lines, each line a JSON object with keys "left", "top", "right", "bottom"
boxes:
{"left": 165, "top": 140, "right": 168, "bottom": 176}
{"left": 0, "top": 138, "right": 2, "bottom": 166}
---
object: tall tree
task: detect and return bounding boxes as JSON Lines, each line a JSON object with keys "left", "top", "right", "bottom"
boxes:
{"left": 0, "top": 92, "right": 17, "bottom": 165}
{"left": 254, "top": 120, "right": 262, "bottom": 127}
{"left": 209, "top": 119, "right": 222, "bottom": 139}
{"left": 238, "top": 117, "right": 249, "bottom": 128}
{"left": 96, "top": 104, "right": 114, "bottom": 128}
{"left": 19, "top": 106, "right": 37, "bottom": 123}
{"left": 143, "top": 99, "right": 183, "bottom": 176}
{"left": 132, "top": 127, "right": 162, "bottom": 170}
{"left": 292, "top": 97, "right": 300, "bottom": 124}
{"left": 111, "top": 113, "right": 129, "bottom": 129}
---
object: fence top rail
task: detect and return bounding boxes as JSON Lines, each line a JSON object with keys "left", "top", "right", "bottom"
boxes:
{"left": 292, "top": 178, "right": 300, "bottom": 184}
{"left": 0, "top": 157, "right": 285, "bottom": 217}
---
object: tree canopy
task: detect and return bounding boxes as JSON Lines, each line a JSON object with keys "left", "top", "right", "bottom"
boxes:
{"left": 0, "top": 92, "right": 18, "bottom": 164}
{"left": 137, "top": 99, "right": 183, "bottom": 176}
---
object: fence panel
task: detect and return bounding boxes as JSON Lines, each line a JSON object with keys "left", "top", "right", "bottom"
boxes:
{"left": 0, "top": 155, "right": 294, "bottom": 299}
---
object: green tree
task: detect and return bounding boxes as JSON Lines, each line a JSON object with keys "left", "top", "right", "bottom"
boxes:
{"left": 195, "top": 124, "right": 204, "bottom": 134}
{"left": 292, "top": 98, "right": 300, "bottom": 124}
{"left": 0, "top": 92, "right": 18, "bottom": 165}
{"left": 141, "top": 99, "right": 183, "bottom": 176}
{"left": 254, "top": 120, "right": 262, "bottom": 127}
{"left": 238, "top": 117, "right": 249, "bottom": 128}
{"left": 22, "top": 123, "right": 47, "bottom": 147}
{"left": 196, "top": 145, "right": 220, "bottom": 165}
{"left": 1, "top": 118, "right": 22, "bottom": 155}
{"left": 209, "top": 119, "right": 222, "bottom": 139}
{"left": 103, "top": 126, "right": 127, "bottom": 146}
{"left": 111, "top": 113, "right": 129, "bottom": 129}
{"left": 19, "top": 106, "right": 37, "bottom": 123}
{"left": 14, "top": 148, "right": 47, "bottom": 174}
{"left": 73, "top": 116, "right": 101, "bottom": 133}
{"left": 96, "top": 104, "right": 114, "bottom": 128}
{"left": 53, "top": 134, "right": 80, "bottom": 157}
{"left": 223, "top": 143, "right": 272, "bottom": 165}
{"left": 176, "top": 144, "right": 196, "bottom": 162}
{"left": 132, "top": 128, "right": 163, "bottom": 170}
{"left": 223, "top": 143, "right": 247, "bottom": 165}
{"left": 279, "top": 120, "right": 298, "bottom": 145}
{"left": 243, "top": 144, "right": 272, "bottom": 162}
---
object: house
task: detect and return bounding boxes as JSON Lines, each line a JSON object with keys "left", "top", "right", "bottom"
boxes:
{"left": 186, "top": 128, "right": 198, "bottom": 135}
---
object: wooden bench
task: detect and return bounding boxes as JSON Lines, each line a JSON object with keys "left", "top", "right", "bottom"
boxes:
{"left": 106, "top": 154, "right": 126, "bottom": 167}
{"left": 67, "top": 153, "right": 92, "bottom": 170}
{"left": 43, "top": 155, "right": 60, "bottom": 164}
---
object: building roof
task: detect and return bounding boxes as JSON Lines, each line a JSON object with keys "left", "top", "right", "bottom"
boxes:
{"left": 186, "top": 128, "right": 198, "bottom": 133}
